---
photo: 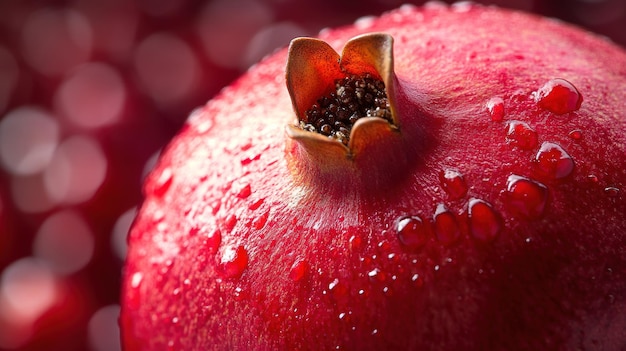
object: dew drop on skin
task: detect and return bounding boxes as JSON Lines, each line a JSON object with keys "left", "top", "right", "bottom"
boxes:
{"left": 439, "top": 169, "right": 468, "bottom": 200}
{"left": 534, "top": 142, "right": 575, "bottom": 179}
{"left": 328, "top": 278, "right": 349, "bottom": 300}
{"left": 152, "top": 167, "right": 173, "bottom": 198}
{"left": 467, "top": 198, "right": 501, "bottom": 242}
{"left": 219, "top": 245, "right": 248, "bottom": 279}
{"left": 505, "top": 120, "right": 538, "bottom": 150}
{"left": 233, "top": 182, "right": 251, "bottom": 199}
{"left": 486, "top": 96, "right": 505, "bottom": 122}
{"left": 289, "top": 259, "right": 308, "bottom": 282}
{"left": 604, "top": 187, "right": 620, "bottom": 198}
{"left": 250, "top": 210, "right": 269, "bottom": 230}
{"left": 127, "top": 272, "right": 143, "bottom": 310}
{"left": 568, "top": 129, "right": 583, "bottom": 140}
{"left": 205, "top": 228, "right": 221, "bottom": 255}
{"left": 503, "top": 175, "right": 548, "bottom": 219}
{"left": 395, "top": 215, "right": 429, "bottom": 250}
{"left": 533, "top": 78, "right": 583, "bottom": 115}
{"left": 433, "top": 203, "right": 460, "bottom": 246}
{"left": 223, "top": 214, "right": 238, "bottom": 232}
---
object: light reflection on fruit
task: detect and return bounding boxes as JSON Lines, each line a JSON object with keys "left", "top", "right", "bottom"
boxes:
{"left": 0, "top": 0, "right": 624, "bottom": 350}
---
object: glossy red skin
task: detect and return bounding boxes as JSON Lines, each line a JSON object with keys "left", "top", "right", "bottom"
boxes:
{"left": 122, "top": 4, "right": 626, "bottom": 350}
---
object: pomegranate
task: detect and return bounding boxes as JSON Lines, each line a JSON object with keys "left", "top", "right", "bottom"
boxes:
{"left": 121, "top": 3, "right": 626, "bottom": 350}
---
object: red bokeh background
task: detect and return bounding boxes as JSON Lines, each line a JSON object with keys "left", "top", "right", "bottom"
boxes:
{"left": 0, "top": 0, "right": 623, "bottom": 350}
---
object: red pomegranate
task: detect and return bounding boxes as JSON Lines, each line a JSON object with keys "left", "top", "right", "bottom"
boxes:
{"left": 121, "top": 3, "right": 626, "bottom": 350}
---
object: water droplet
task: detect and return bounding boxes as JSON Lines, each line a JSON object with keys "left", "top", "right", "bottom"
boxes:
{"left": 451, "top": 1, "right": 477, "bottom": 12}
{"left": 367, "top": 268, "right": 386, "bottom": 283}
{"left": 205, "top": 228, "right": 221, "bottom": 255}
{"left": 328, "top": 278, "right": 348, "bottom": 299}
{"left": 510, "top": 88, "right": 529, "bottom": 102}
{"left": 248, "top": 198, "right": 264, "bottom": 210}
{"left": 289, "top": 258, "right": 308, "bottom": 282}
{"left": 568, "top": 129, "right": 582, "bottom": 140}
{"left": 233, "top": 182, "right": 251, "bottom": 199}
{"left": 210, "top": 199, "right": 221, "bottom": 215}
{"left": 505, "top": 120, "right": 538, "bottom": 150}
{"left": 433, "top": 204, "right": 460, "bottom": 246}
{"left": 159, "top": 259, "right": 174, "bottom": 276}
{"left": 533, "top": 78, "right": 583, "bottom": 115}
{"left": 411, "top": 273, "right": 424, "bottom": 288}
{"left": 486, "top": 97, "right": 505, "bottom": 122}
{"left": 349, "top": 234, "right": 362, "bottom": 249}
{"left": 338, "top": 311, "right": 348, "bottom": 321}
{"left": 223, "top": 214, "right": 238, "bottom": 232}
{"left": 439, "top": 169, "right": 468, "bottom": 200}
{"left": 395, "top": 215, "right": 430, "bottom": 250}
{"left": 251, "top": 210, "right": 269, "bottom": 230}
{"left": 377, "top": 240, "right": 391, "bottom": 252}
{"left": 604, "top": 187, "right": 620, "bottom": 198}
{"left": 534, "top": 142, "right": 574, "bottom": 179}
{"left": 131, "top": 272, "right": 143, "bottom": 289}
{"left": 167, "top": 340, "right": 177, "bottom": 351}
{"left": 503, "top": 175, "right": 548, "bottom": 219}
{"left": 219, "top": 245, "right": 248, "bottom": 279}
{"left": 468, "top": 198, "right": 501, "bottom": 242}
{"left": 153, "top": 168, "right": 173, "bottom": 197}
{"left": 233, "top": 286, "right": 248, "bottom": 300}
{"left": 127, "top": 271, "right": 144, "bottom": 309}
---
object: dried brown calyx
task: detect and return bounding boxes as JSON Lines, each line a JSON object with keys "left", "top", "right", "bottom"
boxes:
{"left": 285, "top": 33, "right": 399, "bottom": 161}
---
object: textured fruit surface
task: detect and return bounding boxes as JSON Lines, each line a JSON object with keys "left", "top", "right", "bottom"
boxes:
{"left": 122, "top": 3, "right": 626, "bottom": 350}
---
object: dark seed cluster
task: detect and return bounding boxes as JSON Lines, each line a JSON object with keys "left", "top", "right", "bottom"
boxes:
{"left": 300, "top": 74, "right": 392, "bottom": 145}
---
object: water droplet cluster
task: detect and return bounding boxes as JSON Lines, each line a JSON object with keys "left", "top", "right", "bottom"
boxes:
{"left": 388, "top": 78, "right": 594, "bottom": 258}
{"left": 300, "top": 74, "right": 392, "bottom": 145}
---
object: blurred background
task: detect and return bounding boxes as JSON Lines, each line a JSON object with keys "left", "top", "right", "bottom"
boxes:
{"left": 0, "top": 0, "right": 623, "bottom": 350}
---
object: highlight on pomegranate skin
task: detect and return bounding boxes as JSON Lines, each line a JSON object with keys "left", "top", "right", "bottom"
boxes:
{"left": 119, "top": 2, "right": 626, "bottom": 351}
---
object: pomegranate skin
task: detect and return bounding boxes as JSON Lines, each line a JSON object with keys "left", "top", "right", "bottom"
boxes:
{"left": 121, "top": 4, "right": 626, "bottom": 351}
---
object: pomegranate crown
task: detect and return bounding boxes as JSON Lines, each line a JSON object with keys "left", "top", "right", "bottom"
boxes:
{"left": 285, "top": 33, "right": 400, "bottom": 160}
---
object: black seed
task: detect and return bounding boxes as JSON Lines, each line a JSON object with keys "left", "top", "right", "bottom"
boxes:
{"left": 334, "top": 121, "right": 347, "bottom": 129}
{"left": 319, "top": 96, "right": 331, "bottom": 108}
{"left": 301, "top": 74, "right": 392, "bottom": 144}
{"left": 348, "top": 113, "right": 359, "bottom": 124}
{"left": 320, "top": 124, "right": 332, "bottom": 135}
{"left": 324, "top": 116, "right": 334, "bottom": 127}
{"left": 315, "top": 118, "right": 327, "bottom": 129}
{"left": 336, "top": 108, "right": 349, "bottom": 120}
